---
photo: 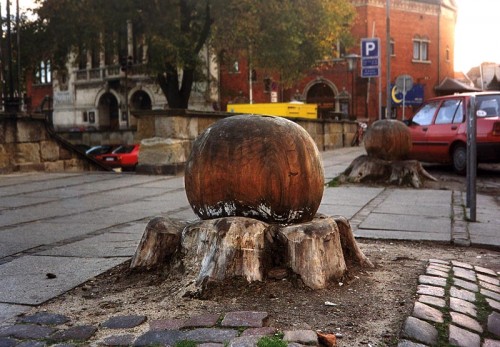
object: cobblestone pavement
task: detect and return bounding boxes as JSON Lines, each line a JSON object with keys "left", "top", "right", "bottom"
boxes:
{"left": 0, "top": 260, "right": 498, "bottom": 346}
{"left": 398, "top": 259, "right": 500, "bottom": 347}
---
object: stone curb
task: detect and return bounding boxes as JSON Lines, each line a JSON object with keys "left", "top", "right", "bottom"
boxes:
{"left": 398, "top": 259, "right": 500, "bottom": 347}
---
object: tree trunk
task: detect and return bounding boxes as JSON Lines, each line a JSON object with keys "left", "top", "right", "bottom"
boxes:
{"left": 130, "top": 215, "right": 373, "bottom": 293}
{"left": 338, "top": 155, "right": 437, "bottom": 188}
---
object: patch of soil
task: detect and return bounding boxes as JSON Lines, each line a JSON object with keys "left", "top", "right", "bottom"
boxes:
{"left": 33, "top": 240, "right": 500, "bottom": 346}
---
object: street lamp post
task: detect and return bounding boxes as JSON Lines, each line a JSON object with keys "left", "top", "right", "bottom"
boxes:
{"left": 345, "top": 54, "right": 360, "bottom": 119}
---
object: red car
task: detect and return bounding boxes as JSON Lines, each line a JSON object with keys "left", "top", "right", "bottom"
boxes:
{"left": 406, "top": 92, "right": 500, "bottom": 174}
{"left": 96, "top": 144, "right": 140, "bottom": 171}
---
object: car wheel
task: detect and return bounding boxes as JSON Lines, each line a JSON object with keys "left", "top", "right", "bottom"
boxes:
{"left": 452, "top": 144, "right": 466, "bottom": 175}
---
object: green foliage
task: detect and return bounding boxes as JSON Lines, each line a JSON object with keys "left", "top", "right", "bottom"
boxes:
{"left": 257, "top": 336, "right": 287, "bottom": 347}
{"left": 22, "top": 0, "right": 355, "bottom": 107}
{"left": 174, "top": 340, "right": 198, "bottom": 347}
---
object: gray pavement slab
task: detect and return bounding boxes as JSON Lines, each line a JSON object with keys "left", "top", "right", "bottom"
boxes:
{"left": 321, "top": 186, "right": 384, "bottom": 206}
{"left": 359, "top": 213, "right": 451, "bottom": 234}
{"left": 355, "top": 228, "right": 451, "bottom": 241}
{"left": 0, "top": 255, "right": 125, "bottom": 305}
{"left": 39, "top": 230, "right": 143, "bottom": 258}
{"left": 0, "top": 304, "right": 30, "bottom": 324}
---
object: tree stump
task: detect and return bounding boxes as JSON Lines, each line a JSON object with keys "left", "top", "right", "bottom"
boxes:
{"left": 338, "top": 119, "right": 437, "bottom": 188}
{"left": 130, "top": 215, "right": 373, "bottom": 292}
{"left": 184, "top": 115, "right": 324, "bottom": 224}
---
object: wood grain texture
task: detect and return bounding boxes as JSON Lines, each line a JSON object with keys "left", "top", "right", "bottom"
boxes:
{"left": 364, "top": 119, "right": 412, "bottom": 161}
{"left": 185, "top": 115, "right": 324, "bottom": 224}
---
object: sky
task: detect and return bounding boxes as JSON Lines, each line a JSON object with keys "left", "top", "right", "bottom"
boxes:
{"left": 4, "top": 0, "right": 500, "bottom": 73}
{"left": 454, "top": 0, "right": 500, "bottom": 72}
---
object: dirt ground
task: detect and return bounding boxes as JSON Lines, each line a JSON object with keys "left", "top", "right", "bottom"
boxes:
{"left": 30, "top": 164, "right": 500, "bottom": 346}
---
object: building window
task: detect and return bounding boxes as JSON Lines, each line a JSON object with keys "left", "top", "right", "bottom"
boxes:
{"left": 35, "top": 60, "right": 52, "bottom": 84}
{"left": 413, "top": 36, "right": 429, "bottom": 62}
{"left": 390, "top": 39, "right": 395, "bottom": 56}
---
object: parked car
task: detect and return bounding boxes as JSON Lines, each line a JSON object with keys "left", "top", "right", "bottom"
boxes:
{"left": 405, "top": 91, "right": 500, "bottom": 174}
{"left": 95, "top": 144, "right": 140, "bottom": 171}
{"left": 86, "top": 145, "right": 118, "bottom": 156}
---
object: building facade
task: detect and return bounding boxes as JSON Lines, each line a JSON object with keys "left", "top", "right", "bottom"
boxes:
{"left": 220, "top": 0, "right": 457, "bottom": 124}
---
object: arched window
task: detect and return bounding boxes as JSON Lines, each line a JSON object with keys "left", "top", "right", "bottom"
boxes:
{"left": 413, "top": 35, "right": 430, "bottom": 62}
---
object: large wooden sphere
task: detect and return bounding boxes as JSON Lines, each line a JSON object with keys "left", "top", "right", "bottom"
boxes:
{"left": 185, "top": 115, "right": 324, "bottom": 224}
{"left": 364, "top": 119, "right": 412, "bottom": 161}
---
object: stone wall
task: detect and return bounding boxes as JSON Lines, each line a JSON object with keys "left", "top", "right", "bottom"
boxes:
{"left": 0, "top": 115, "right": 103, "bottom": 174}
{"left": 133, "top": 110, "right": 358, "bottom": 175}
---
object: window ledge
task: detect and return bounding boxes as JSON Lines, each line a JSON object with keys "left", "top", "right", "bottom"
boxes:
{"left": 412, "top": 59, "right": 431, "bottom": 64}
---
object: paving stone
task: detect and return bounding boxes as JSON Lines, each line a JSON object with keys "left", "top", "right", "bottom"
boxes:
{"left": 50, "top": 344, "right": 76, "bottom": 347}
{"left": 283, "top": 330, "right": 317, "bottom": 345}
{"left": 428, "top": 264, "right": 450, "bottom": 273}
{"left": 418, "top": 275, "right": 447, "bottom": 287}
{"left": 489, "top": 312, "right": 500, "bottom": 337}
{"left": 133, "top": 330, "right": 185, "bottom": 347}
{"left": 149, "top": 318, "right": 185, "bottom": 331}
{"left": 475, "top": 266, "right": 498, "bottom": 277}
{"left": 400, "top": 316, "right": 438, "bottom": 345}
{"left": 425, "top": 267, "right": 448, "bottom": 278}
{"left": 481, "top": 281, "right": 500, "bottom": 294}
{"left": 487, "top": 298, "right": 500, "bottom": 312}
{"left": 102, "top": 334, "right": 136, "bottom": 346}
{"left": 397, "top": 340, "right": 428, "bottom": 347}
{"left": 183, "top": 313, "right": 220, "bottom": 328}
{"left": 198, "top": 344, "right": 224, "bottom": 347}
{"left": 478, "top": 274, "right": 500, "bottom": 286}
{"left": 429, "top": 259, "right": 449, "bottom": 265}
{"left": 416, "top": 284, "right": 445, "bottom": 297}
{"left": 183, "top": 328, "right": 239, "bottom": 343}
{"left": 450, "top": 312, "right": 483, "bottom": 333}
{"left": 101, "top": 315, "right": 147, "bottom": 329}
{"left": 483, "top": 338, "right": 500, "bottom": 347}
{"left": 450, "top": 297, "right": 477, "bottom": 317}
{"left": 418, "top": 295, "right": 446, "bottom": 308}
{"left": 228, "top": 335, "right": 262, "bottom": 347}
{"left": 0, "top": 337, "right": 17, "bottom": 347}
{"left": 482, "top": 289, "right": 500, "bottom": 302}
{"left": 451, "top": 261, "right": 473, "bottom": 269}
{"left": 18, "top": 312, "right": 70, "bottom": 326}
{"left": 0, "top": 324, "right": 55, "bottom": 339}
{"left": 240, "top": 327, "right": 277, "bottom": 337}
{"left": 453, "top": 267, "right": 477, "bottom": 282}
{"left": 50, "top": 325, "right": 97, "bottom": 342}
{"left": 448, "top": 324, "right": 480, "bottom": 347}
{"left": 221, "top": 311, "right": 269, "bottom": 328}
{"left": 454, "top": 278, "right": 479, "bottom": 292}
{"left": 16, "top": 341, "right": 47, "bottom": 347}
{"left": 412, "top": 301, "right": 443, "bottom": 323}
{"left": 450, "top": 286, "right": 476, "bottom": 302}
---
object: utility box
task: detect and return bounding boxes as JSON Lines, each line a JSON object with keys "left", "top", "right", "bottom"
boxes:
{"left": 227, "top": 103, "right": 317, "bottom": 119}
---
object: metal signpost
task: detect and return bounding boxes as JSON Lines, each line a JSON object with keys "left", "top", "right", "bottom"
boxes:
{"left": 395, "top": 74, "right": 413, "bottom": 120}
{"left": 466, "top": 96, "right": 477, "bottom": 222}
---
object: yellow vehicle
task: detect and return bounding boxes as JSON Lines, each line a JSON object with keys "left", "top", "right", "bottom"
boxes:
{"left": 227, "top": 102, "right": 317, "bottom": 119}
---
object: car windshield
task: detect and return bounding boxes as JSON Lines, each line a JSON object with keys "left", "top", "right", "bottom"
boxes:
{"left": 113, "top": 145, "right": 136, "bottom": 154}
{"left": 477, "top": 95, "right": 500, "bottom": 117}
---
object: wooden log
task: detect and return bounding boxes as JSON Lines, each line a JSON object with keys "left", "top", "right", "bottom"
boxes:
{"left": 278, "top": 216, "right": 347, "bottom": 289}
{"left": 364, "top": 119, "right": 412, "bottom": 161}
{"left": 339, "top": 155, "right": 437, "bottom": 188}
{"left": 333, "top": 216, "right": 374, "bottom": 268}
{"left": 184, "top": 115, "right": 324, "bottom": 224}
{"left": 181, "top": 217, "right": 269, "bottom": 287}
{"left": 130, "top": 217, "right": 183, "bottom": 269}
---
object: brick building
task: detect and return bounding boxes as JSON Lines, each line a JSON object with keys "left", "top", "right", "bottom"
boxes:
{"left": 220, "top": 0, "right": 458, "bottom": 124}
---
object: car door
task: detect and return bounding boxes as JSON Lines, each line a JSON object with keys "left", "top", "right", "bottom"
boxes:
{"left": 423, "top": 98, "right": 465, "bottom": 162}
{"left": 407, "top": 101, "right": 440, "bottom": 160}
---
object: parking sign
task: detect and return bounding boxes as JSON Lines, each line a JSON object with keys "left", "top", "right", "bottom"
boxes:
{"left": 361, "top": 38, "right": 380, "bottom": 78}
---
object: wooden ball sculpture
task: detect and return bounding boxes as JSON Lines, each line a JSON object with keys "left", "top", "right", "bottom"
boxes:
{"left": 364, "top": 119, "right": 412, "bottom": 161}
{"left": 184, "top": 115, "right": 325, "bottom": 224}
